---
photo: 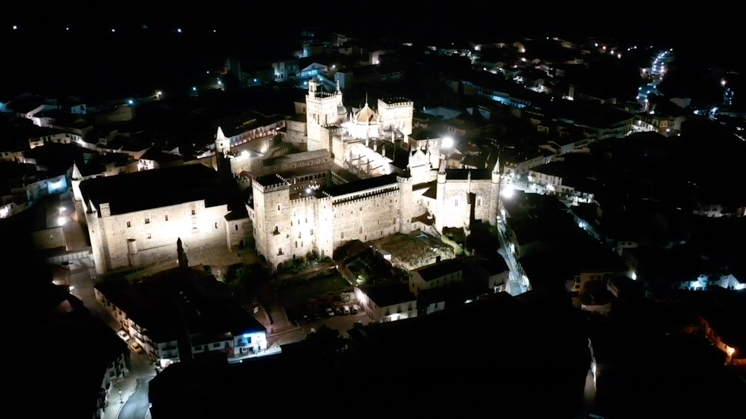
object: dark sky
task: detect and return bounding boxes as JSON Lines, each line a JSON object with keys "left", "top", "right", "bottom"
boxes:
{"left": 1, "top": 1, "right": 744, "bottom": 97}
{"left": 2, "top": 1, "right": 743, "bottom": 39}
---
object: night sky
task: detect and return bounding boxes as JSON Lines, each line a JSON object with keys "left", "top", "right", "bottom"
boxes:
{"left": 1, "top": 1, "right": 744, "bottom": 97}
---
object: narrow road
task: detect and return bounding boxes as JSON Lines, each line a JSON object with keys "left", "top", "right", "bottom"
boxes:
{"left": 118, "top": 381, "right": 150, "bottom": 419}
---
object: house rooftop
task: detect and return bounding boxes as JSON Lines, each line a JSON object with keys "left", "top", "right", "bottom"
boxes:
{"left": 358, "top": 283, "right": 416, "bottom": 307}
{"left": 79, "top": 164, "right": 227, "bottom": 216}
{"left": 413, "top": 258, "right": 464, "bottom": 282}
{"left": 94, "top": 267, "right": 264, "bottom": 343}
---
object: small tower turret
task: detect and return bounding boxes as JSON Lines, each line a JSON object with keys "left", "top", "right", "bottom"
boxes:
{"left": 489, "top": 158, "right": 501, "bottom": 226}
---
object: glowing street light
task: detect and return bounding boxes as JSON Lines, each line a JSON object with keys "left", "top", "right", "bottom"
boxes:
{"left": 128, "top": 99, "right": 134, "bottom": 105}
{"left": 112, "top": 29, "right": 116, "bottom": 33}
{"left": 156, "top": 91, "right": 162, "bottom": 98}
{"left": 13, "top": 25, "right": 18, "bottom": 30}
{"left": 442, "top": 136, "right": 454, "bottom": 148}
{"left": 500, "top": 185, "right": 515, "bottom": 199}
{"left": 177, "top": 28, "right": 182, "bottom": 33}
{"left": 721, "top": 80, "right": 727, "bottom": 87}
{"left": 192, "top": 87, "right": 197, "bottom": 91}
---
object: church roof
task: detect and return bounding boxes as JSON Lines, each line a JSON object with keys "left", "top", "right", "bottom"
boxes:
{"left": 355, "top": 104, "right": 378, "bottom": 123}
{"left": 80, "top": 164, "right": 228, "bottom": 216}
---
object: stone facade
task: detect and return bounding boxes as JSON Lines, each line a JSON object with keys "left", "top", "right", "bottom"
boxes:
{"left": 86, "top": 200, "right": 231, "bottom": 273}
{"left": 250, "top": 174, "right": 412, "bottom": 270}
{"left": 378, "top": 98, "right": 414, "bottom": 135}
{"left": 244, "top": 87, "right": 501, "bottom": 270}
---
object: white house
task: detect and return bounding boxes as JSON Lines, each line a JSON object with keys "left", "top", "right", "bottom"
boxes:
{"left": 408, "top": 258, "right": 464, "bottom": 296}
{"left": 355, "top": 284, "right": 417, "bottom": 322}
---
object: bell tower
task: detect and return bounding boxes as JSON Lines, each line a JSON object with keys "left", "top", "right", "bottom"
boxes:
{"left": 306, "top": 80, "right": 342, "bottom": 151}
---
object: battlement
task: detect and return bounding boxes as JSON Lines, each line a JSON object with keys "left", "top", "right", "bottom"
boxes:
{"left": 252, "top": 174, "right": 291, "bottom": 192}
{"left": 289, "top": 195, "right": 317, "bottom": 203}
{"left": 308, "top": 91, "right": 340, "bottom": 100}
{"left": 378, "top": 97, "right": 413, "bottom": 108}
{"left": 332, "top": 185, "right": 399, "bottom": 206}
{"left": 397, "top": 175, "right": 413, "bottom": 183}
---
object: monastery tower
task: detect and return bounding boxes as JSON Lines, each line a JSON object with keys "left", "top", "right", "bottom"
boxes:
{"left": 306, "top": 80, "right": 343, "bottom": 151}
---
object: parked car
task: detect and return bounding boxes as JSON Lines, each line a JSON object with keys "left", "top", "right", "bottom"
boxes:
{"left": 343, "top": 306, "right": 351, "bottom": 315}
{"left": 334, "top": 307, "right": 343, "bottom": 316}
{"left": 351, "top": 305, "right": 359, "bottom": 314}
{"left": 131, "top": 342, "right": 144, "bottom": 354}
{"left": 325, "top": 307, "right": 335, "bottom": 317}
{"left": 117, "top": 329, "right": 130, "bottom": 342}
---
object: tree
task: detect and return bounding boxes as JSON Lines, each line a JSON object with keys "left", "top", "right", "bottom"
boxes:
{"left": 304, "top": 325, "right": 348, "bottom": 359}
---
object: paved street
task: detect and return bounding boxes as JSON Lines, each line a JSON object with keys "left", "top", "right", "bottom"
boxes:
{"left": 117, "top": 380, "right": 151, "bottom": 419}
{"left": 65, "top": 257, "right": 156, "bottom": 419}
{"left": 267, "top": 311, "right": 373, "bottom": 346}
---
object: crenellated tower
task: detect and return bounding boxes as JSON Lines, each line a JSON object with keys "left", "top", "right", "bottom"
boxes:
{"left": 378, "top": 97, "right": 413, "bottom": 136}
{"left": 306, "top": 80, "right": 343, "bottom": 151}
{"left": 397, "top": 174, "right": 413, "bottom": 234}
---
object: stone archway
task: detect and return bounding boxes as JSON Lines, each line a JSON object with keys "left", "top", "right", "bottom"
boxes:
{"left": 239, "top": 240, "right": 244, "bottom": 248}
{"left": 277, "top": 262, "right": 283, "bottom": 271}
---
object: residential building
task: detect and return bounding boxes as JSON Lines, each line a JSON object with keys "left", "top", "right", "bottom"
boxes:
{"left": 355, "top": 283, "right": 417, "bottom": 322}
{"left": 463, "top": 255, "right": 510, "bottom": 292}
{"left": 94, "top": 254, "right": 267, "bottom": 368}
{"left": 408, "top": 258, "right": 464, "bottom": 296}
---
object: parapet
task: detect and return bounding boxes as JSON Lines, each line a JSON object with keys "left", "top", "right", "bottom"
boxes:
{"left": 252, "top": 174, "right": 291, "bottom": 192}
{"left": 378, "top": 97, "right": 414, "bottom": 108}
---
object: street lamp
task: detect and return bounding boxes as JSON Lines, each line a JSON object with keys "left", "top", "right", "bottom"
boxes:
{"left": 441, "top": 136, "right": 454, "bottom": 148}
{"left": 119, "top": 390, "right": 123, "bottom": 404}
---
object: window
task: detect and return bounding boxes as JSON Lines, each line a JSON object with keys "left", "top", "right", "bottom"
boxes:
{"left": 278, "top": 248, "right": 283, "bottom": 255}
{"left": 341, "top": 232, "right": 344, "bottom": 239}
{"left": 310, "top": 229, "right": 313, "bottom": 236}
{"left": 291, "top": 221, "right": 293, "bottom": 226}
{"left": 295, "top": 241, "right": 298, "bottom": 248}
{"left": 455, "top": 199, "right": 458, "bottom": 206}
{"left": 298, "top": 232, "right": 301, "bottom": 238}
{"left": 191, "top": 210, "right": 196, "bottom": 215}
{"left": 147, "top": 233, "right": 152, "bottom": 239}
{"left": 273, "top": 226, "right": 279, "bottom": 234}
{"left": 165, "top": 215, "right": 169, "bottom": 221}
{"left": 235, "top": 225, "right": 239, "bottom": 231}
{"left": 359, "top": 227, "right": 362, "bottom": 233}
{"left": 126, "top": 221, "right": 131, "bottom": 228}
{"left": 214, "top": 222, "right": 218, "bottom": 229}
{"left": 477, "top": 198, "right": 482, "bottom": 207}
{"left": 278, "top": 205, "right": 281, "bottom": 211}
